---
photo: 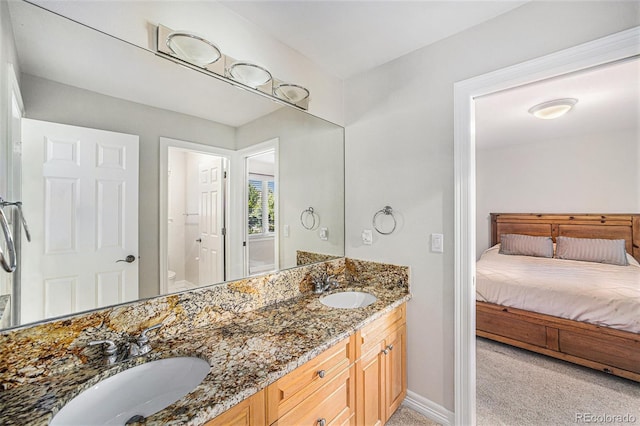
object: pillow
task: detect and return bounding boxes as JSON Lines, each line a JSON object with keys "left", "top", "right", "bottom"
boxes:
{"left": 555, "top": 236, "right": 629, "bottom": 266}
{"left": 499, "top": 234, "right": 554, "bottom": 258}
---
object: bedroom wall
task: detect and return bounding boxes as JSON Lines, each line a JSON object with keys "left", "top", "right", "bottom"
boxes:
{"left": 344, "top": 0, "right": 640, "bottom": 415}
{"left": 476, "top": 130, "right": 639, "bottom": 257}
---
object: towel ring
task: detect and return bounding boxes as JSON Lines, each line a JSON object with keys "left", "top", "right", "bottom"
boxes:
{"left": 373, "top": 206, "right": 397, "bottom": 235}
{"left": 0, "top": 208, "right": 17, "bottom": 273}
{"left": 300, "top": 207, "right": 317, "bottom": 230}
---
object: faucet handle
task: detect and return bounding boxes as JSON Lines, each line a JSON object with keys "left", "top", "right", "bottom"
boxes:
{"left": 137, "top": 323, "right": 162, "bottom": 345}
{"left": 88, "top": 339, "right": 118, "bottom": 355}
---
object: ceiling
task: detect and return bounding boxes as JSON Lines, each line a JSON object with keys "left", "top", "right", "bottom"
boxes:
{"left": 475, "top": 58, "right": 640, "bottom": 150}
{"left": 219, "top": 1, "right": 528, "bottom": 79}
{"left": 218, "top": 1, "right": 638, "bottom": 146}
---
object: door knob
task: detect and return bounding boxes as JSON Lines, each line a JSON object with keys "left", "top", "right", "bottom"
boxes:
{"left": 116, "top": 255, "right": 136, "bottom": 263}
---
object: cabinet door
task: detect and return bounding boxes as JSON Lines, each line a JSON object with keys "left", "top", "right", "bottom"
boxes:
{"left": 384, "top": 324, "right": 407, "bottom": 421}
{"left": 205, "top": 390, "right": 265, "bottom": 426}
{"left": 356, "top": 343, "right": 385, "bottom": 426}
{"left": 273, "top": 366, "right": 354, "bottom": 426}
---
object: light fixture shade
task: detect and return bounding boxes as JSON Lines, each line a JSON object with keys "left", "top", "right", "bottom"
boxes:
{"left": 273, "top": 83, "right": 310, "bottom": 104}
{"left": 166, "top": 31, "right": 222, "bottom": 67}
{"left": 528, "top": 98, "right": 578, "bottom": 120}
{"left": 228, "top": 61, "right": 272, "bottom": 88}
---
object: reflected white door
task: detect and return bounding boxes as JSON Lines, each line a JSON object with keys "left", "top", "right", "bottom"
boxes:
{"left": 198, "top": 155, "right": 224, "bottom": 285}
{"left": 21, "top": 119, "right": 139, "bottom": 324}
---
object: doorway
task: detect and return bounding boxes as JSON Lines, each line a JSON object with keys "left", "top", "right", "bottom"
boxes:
{"left": 238, "top": 139, "right": 279, "bottom": 277}
{"left": 453, "top": 27, "right": 639, "bottom": 425}
{"left": 161, "top": 138, "right": 230, "bottom": 294}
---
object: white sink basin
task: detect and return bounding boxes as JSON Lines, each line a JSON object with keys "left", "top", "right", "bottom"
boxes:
{"left": 320, "top": 291, "right": 377, "bottom": 309}
{"left": 50, "top": 357, "right": 210, "bottom": 426}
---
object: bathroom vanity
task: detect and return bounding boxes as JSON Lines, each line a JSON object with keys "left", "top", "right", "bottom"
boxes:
{"left": 0, "top": 257, "right": 409, "bottom": 425}
{"left": 206, "top": 304, "right": 406, "bottom": 426}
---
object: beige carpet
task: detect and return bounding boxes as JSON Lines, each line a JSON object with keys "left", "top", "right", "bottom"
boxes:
{"left": 477, "top": 337, "right": 640, "bottom": 426}
{"left": 387, "top": 405, "right": 439, "bottom": 426}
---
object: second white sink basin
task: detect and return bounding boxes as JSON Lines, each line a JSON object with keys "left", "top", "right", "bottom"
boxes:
{"left": 320, "top": 291, "right": 377, "bottom": 309}
{"left": 50, "top": 356, "right": 210, "bottom": 426}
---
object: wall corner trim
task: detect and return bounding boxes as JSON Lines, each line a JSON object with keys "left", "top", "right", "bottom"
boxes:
{"left": 403, "top": 390, "right": 455, "bottom": 426}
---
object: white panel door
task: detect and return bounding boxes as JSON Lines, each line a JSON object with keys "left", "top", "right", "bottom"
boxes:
{"left": 21, "top": 119, "right": 139, "bottom": 323}
{"left": 198, "top": 155, "right": 224, "bottom": 286}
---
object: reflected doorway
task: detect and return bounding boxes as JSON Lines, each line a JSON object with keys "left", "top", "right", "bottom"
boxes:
{"left": 240, "top": 140, "right": 279, "bottom": 276}
{"left": 160, "top": 137, "right": 231, "bottom": 295}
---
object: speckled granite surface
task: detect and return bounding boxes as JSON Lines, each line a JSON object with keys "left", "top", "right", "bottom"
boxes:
{"left": 296, "top": 250, "right": 341, "bottom": 265}
{"left": 0, "top": 258, "right": 409, "bottom": 425}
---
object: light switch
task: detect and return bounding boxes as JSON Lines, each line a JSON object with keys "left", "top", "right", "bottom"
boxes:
{"left": 362, "top": 229, "right": 373, "bottom": 245}
{"left": 284, "top": 224, "right": 290, "bottom": 237}
{"left": 432, "top": 233, "right": 444, "bottom": 253}
{"left": 319, "top": 227, "right": 328, "bottom": 241}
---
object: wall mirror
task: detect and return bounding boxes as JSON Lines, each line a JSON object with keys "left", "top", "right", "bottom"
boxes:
{"left": 0, "top": 1, "right": 344, "bottom": 330}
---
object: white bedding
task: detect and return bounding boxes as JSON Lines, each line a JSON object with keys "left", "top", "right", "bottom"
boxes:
{"left": 476, "top": 245, "right": 640, "bottom": 333}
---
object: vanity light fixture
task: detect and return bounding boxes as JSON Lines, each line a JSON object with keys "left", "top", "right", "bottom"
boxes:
{"left": 166, "top": 31, "right": 222, "bottom": 67}
{"left": 157, "top": 24, "right": 309, "bottom": 110}
{"left": 273, "top": 83, "right": 310, "bottom": 103}
{"left": 528, "top": 98, "right": 578, "bottom": 120}
{"left": 227, "top": 61, "right": 273, "bottom": 88}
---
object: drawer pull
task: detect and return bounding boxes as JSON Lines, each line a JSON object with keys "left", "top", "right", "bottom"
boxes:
{"left": 387, "top": 344, "right": 394, "bottom": 351}
{"left": 317, "top": 369, "right": 326, "bottom": 378}
{"left": 317, "top": 418, "right": 326, "bottom": 426}
{"left": 382, "top": 348, "right": 389, "bottom": 355}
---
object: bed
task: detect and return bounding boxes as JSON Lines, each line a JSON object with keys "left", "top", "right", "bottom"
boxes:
{"left": 476, "top": 213, "right": 640, "bottom": 382}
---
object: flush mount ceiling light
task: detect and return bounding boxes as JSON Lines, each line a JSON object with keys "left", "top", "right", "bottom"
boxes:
{"left": 166, "top": 31, "right": 222, "bottom": 67}
{"left": 228, "top": 61, "right": 273, "bottom": 88}
{"left": 528, "top": 98, "right": 578, "bottom": 120}
{"left": 273, "top": 83, "right": 310, "bottom": 104}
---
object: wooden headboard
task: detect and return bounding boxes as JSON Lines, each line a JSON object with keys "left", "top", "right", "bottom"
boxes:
{"left": 490, "top": 213, "right": 640, "bottom": 263}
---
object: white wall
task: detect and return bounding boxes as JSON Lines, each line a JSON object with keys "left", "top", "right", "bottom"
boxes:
{"left": 236, "top": 107, "right": 345, "bottom": 269}
{"left": 476, "top": 130, "right": 639, "bottom": 256}
{"left": 344, "top": 1, "right": 640, "bottom": 412}
{"left": 167, "top": 150, "right": 186, "bottom": 281}
{"left": 29, "top": 0, "right": 344, "bottom": 126}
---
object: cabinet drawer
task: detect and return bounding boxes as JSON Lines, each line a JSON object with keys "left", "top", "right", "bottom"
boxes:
{"left": 359, "top": 304, "right": 406, "bottom": 355}
{"left": 267, "top": 335, "right": 355, "bottom": 424}
{"left": 272, "top": 365, "right": 355, "bottom": 426}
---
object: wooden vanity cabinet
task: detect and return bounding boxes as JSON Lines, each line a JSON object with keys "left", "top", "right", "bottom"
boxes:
{"left": 267, "top": 335, "right": 356, "bottom": 425}
{"left": 355, "top": 304, "right": 407, "bottom": 426}
{"left": 204, "top": 303, "right": 407, "bottom": 426}
{"left": 204, "top": 390, "right": 266, "bottom": 426}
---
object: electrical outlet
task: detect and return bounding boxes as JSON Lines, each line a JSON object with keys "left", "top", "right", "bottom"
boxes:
{"left": 319, "top": 227, "right": 328, "bottom": 241}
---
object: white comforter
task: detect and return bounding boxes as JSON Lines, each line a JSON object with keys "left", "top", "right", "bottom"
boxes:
{"left": 476, "top": 245, "right": 640, "bottom": 333}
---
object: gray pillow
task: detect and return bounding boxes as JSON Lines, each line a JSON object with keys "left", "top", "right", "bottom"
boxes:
{"left": 555, "top": 236, "right": 629, "bottom": 266}
{"left": 499, "top": 234, "right": 554, "bottom": 258}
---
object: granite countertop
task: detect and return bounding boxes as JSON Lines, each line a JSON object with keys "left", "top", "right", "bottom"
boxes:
{"left": 0, "top": 284, "right": 410, "bottom": 425}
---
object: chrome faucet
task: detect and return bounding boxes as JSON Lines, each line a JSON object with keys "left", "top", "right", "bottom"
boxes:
{"left": 129, "top": 323, "right": 163, "bottom": 357}
{"left": 313, "top": 273, "right": 340, "bottom": 294}
{"left": 89, "top": 323, "right": 163, "bottom": 364}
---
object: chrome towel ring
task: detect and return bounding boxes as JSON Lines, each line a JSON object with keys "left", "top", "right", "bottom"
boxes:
{"left": 0, "top": 208, "right": 16, "bottom": 273}
{"left": 0, "top": 197, "right": 32, "bottom": 273}
{"left": 373, "top": 206, "right": 397, "bottom": 235}
{"left": 300, "top": 207, "right": 317, "bottom": 230}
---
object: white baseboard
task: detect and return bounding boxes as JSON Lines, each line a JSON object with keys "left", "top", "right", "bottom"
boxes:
{"left": 403, "top": 390, "right": 455, "bottom": 426}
